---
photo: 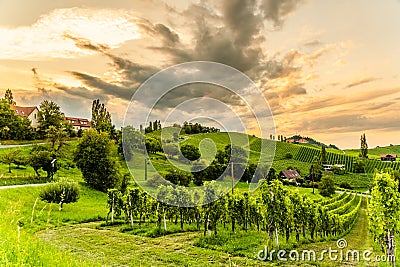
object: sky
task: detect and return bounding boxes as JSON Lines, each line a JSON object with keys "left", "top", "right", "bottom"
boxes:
{"left": 0, "top": 0, "right": 399, "bottom": 149}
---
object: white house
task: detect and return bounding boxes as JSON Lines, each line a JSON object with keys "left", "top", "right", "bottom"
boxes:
{"left": 11, "top": 105, "right": 39, "bottom": 129}
{"left": 64, "top": 116, "right": 91, "bottom": 131}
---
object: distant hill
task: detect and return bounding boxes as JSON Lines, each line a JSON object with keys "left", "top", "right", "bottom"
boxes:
{"left": 147, "top": 129, "right": 400, "bottom": 173}
{"left": 344, "top": 144, "right": 400, "bottom": 159}
{"left": 286, "top": 135, "right": 339, "bottom": 150}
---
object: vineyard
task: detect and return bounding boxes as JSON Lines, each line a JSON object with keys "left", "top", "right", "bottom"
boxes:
{"left": 106, "top": 180, "right": 363, "bottom": 253}
{"left": 148, "top": 129, "right": 400, "bottom": 174}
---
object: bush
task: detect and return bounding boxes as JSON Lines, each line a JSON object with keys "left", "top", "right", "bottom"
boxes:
{"left": 332, "top": 166, "right": 345, "bottom": 175}
{"left": 39, "top": 180, "right": 80, "bottom": 210}
{"left": 284, "top": 152, "right": 293, "bottom": 159}
{"left": 319, "top": 176, "right": 335, "bottom": 197}
{"left": 74, "top": 130, "right": 122, "bottom": 192}
{"left": 146, "top": 174, "right": 168, "bottom": 188}
{"left": 339, "top": 181, "right": 353, "bottom": 190}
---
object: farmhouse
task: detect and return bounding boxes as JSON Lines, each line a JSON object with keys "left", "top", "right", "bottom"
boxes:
{"left": 279, "top": 169, "right": 301, "bottom": 180}
{"left": 10, "top": 105, "right": 39, "bottom": 129}
{"left": 380, "top": 154, "right": 397, "bottom": 162}
{"left": 297, "top": 138, "right": 308, "bottom": 144}
{"left": 64, "top": 117, "right": 91, "bottom": 131}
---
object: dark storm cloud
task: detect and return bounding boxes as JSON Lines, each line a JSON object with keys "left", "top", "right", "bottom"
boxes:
{"left": 345, "top": 77, "right": 379, "bottom": 89}
{"left": 280, "top": 85, "right": 307, "bottom": 98}
{"left": 63, "top": 33, "right": 110, "bottom": 52}
{"left": 68, "top": 71, "right": 133, "bottom": 100}
{"left": 55, "top": 85, "right": 109, "bottom": 101}
{"left": 260, "top": 0, "right": 305, "bottom": 28}
{"left": 57, "top": 0, "right": 308, "bottom": 112}
{"left": 105, "top": 54, "right": 159, "bottom": 87}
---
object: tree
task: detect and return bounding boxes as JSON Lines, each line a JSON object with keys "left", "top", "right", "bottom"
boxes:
{"left": 63, "top": 121, "right": 76, "bottom": 138}
{"left": 45, "top": 125, "right": 68, "bottom": 151}
{"left": 37, "top": 100, "right": 64, "bottom": 134}
{"left": 0, "top": 99, "right": 35, "bottom": 140}
{"left": 145, "top": 137, "right": 162, "bottom": 154}
{"left": 4, "top": 89, "right": 16, "bottom": 105}
{"left": 163, "top": 143, "right": 179, "bottom": 158}
{"left": 353, "top": 159, "right": 366, "bottom": 173}
{"left": 318, "top": 175, "right": 335, "bottom": 197}
{"left": 309, "top": 156, "right": 322, "bottom": 194}
{"left": 1, "top": 149, "right": 21, "bottom": 173}
{"left": 39, "top": 180, "right": 80, "bottom": 211}
{"left": 180, "top": 144, "right": 201, "bottom": 161}
{"left": 261, "top": 180, "right": 289, "bottom": 247}
{"left": 74, "top": 130, "right": 121, "bottom": 192}
{"left": 29, "top": 146, "right": 52, "bottom": 178}
{"left": 119, "top": 126, "right": 145, "bottom": 161}
{"left": 320, "top": 146, "right": 327, "bottom": 164}
{"left": 165, "top": 170, "right": 192, "bottom": 187}
{"left": 368, "top": 172, "right": 400, "bottom": 263}
{"left": 91, "top": 99, "right": 115, "bottom": 136}
{"left": 359, "top": 133, "right": 368, "bottom": 159}
{"left": 266, "top": 167, "right": 277, "bottom": 183}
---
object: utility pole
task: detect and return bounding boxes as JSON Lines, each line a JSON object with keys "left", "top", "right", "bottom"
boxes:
{"left": 144, "top": 158, "right": 149, "bottom": 181}
{"left": 231, "top": 161, "right": 234, "bottom": 194}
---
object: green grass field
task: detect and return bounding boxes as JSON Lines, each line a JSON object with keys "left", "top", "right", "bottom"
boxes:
{"left": 0, "top": 132, "right": 399, "bottom": 266}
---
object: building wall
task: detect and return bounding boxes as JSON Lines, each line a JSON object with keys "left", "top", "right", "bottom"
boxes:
{"left": 28, "top": 109, "right": 39, "bottom": 129}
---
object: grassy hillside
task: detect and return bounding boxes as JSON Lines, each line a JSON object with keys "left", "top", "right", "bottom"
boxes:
{"left": 345, "top": 145, "right": 400, "bottom": 159}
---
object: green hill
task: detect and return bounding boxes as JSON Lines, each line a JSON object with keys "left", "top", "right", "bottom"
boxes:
{"left": 148, "top": 129, "right": 400, "bottom": 174}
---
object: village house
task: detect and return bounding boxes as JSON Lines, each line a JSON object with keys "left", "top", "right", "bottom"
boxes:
{"left": 10, "top": 105, "right": 39, "bottom": 129}
{"left": 64, "top": 116, "right": 91, "bottom": 131}
{"left": 279, "top": 169, "right": 301, "bottom": 180}
{"left": 380, "top": 154, "right": 397, "bottom": 162}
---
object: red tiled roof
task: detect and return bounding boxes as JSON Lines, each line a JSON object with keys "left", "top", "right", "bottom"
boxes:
{"left": 64, "top": 117, "right": 91, "bottom": 128}
{"left": 10, "top": 105, "right": 37, "bottom": 117}
{"left": 380, "top": 154, "right": 397, "bottom": 158}
{"left": 280, "top": 169, "right": 301, "bottom": 179}
{"left": 298, "top": 138, "right": 308, "bottom": 143}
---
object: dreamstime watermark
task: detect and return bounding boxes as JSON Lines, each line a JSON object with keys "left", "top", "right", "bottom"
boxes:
{"left": 123, "top": 61, "right": 276, "bottom": 207}
{"left": 257, "top": 238, "right": 394, "bottom": 263}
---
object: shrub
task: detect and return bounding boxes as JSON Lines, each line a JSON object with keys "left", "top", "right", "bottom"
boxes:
{"left": 146, "top": 174, "right": 168, "bottom": 188}
{"left": 319, "top": 176, "right": 335, "bottom": 197}
{"left": 332, "top": 166, "right": 345, "bottom": 175}
{"left": 284, "top": 152, "right": 293, "bottom": 159}
{"left": 39, "top": 180, "right": 80, "bottom": 210}
{"left": 339, "top": 181, "right": 353, "bottom": 190}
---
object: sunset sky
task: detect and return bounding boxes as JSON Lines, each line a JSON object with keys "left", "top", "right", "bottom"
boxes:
{"left": 0, "top": 0, "right": 399, "bottom": 149}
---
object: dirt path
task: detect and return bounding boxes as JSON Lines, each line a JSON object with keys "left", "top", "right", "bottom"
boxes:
{"left": 0, "top": 183, "right": 46, "bottom": 190}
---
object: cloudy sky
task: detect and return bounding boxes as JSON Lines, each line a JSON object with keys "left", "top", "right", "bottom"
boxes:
{"left": 0, "top": 0, "right": 399, "bottom": 149}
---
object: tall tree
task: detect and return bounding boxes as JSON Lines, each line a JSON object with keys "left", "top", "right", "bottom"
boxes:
{"left": 4, "top": 89, "right": 16, "bottom": 105}
{"left": 368, "top": 172, "right": 400, "bottom": 264}
{"left": 45, "top": 125, "right": 68, "bottom": 151}
{"left": 0, "top": 99, "right": 34, "bottom": 140}
{"left": 74, "top": 130, "right": 121, "bottom": 191}
{"left": 91, "top": 99, "right": 114, "bottom": 134}
{"left": 359, "top": 133, "right": 368, "bottom": 159}
{"left": 309, "top": 156, "right": 322, "bottom": 194}
{"left": 320, "top": 145, "right": 327, "bottom": 164}
{"left": 37, "top": 100, "right": 64, "bottom": 134}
